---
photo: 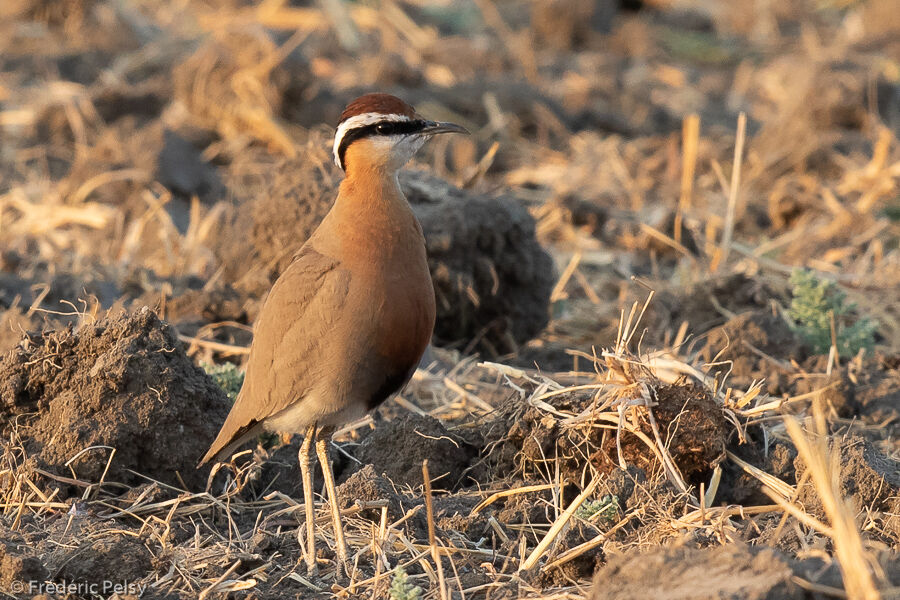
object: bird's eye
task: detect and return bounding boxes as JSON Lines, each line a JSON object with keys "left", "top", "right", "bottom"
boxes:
{"left": 375, "top": 123, "right": 393, "bottom": 135}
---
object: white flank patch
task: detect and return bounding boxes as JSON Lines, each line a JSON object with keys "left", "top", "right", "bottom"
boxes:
{"left": 333, "top": 112, "right": 412, "bottom": 168}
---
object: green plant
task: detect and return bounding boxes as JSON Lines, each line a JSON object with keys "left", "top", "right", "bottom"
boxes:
{"left": 200, "top": 361, "right": 244, "bottom": 402}
{"left": 788, "top": 269, "right": 876, "bottom": 356}
{"left": 575, "top": 494, "right": 619, "bottom": 523}
{"left": 389, "top": 566, "right": 422, "bottom": 600}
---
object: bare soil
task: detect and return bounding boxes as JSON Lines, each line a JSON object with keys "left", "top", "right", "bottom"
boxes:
{"left": 345, "top": 413, "right": 478, "bottom": 490}
{"left": 794, "top": 436, "right": 900, "bottom": 541}
{"left": 0, "top": 309, "right": 230, "bottom": 491}
{"left": 0, "top": 0, "right": 899, "bottom": 598}
{"left": 589, "top": 544, "right": 802, "bottom": 600}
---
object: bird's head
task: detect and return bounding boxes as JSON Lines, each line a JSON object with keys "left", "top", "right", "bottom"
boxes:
{"left": 333, "top": 93, "right": 468, "bottom": 174}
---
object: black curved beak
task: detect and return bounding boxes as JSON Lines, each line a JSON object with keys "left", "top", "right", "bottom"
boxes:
{"left": 419, "top": 120, "right": 470, "bottom": 135}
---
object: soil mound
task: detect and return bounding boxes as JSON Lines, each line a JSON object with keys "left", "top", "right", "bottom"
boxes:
{"left": 401, "top": 169, "right": 556, "bottom": 352}
{"left": 483, "top": 381, "right": 727, "bottom": 488}
{"left": 0, "top": 308, "right": 230, "bottom": 493}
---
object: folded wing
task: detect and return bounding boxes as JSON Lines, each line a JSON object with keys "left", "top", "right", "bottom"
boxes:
{"left": 199, "top": 247, "right": 350, "bottom": 465}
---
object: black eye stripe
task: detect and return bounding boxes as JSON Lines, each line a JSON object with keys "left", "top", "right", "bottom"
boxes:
{"left": 337, "top": 119, "right": 427, "bottom": 169}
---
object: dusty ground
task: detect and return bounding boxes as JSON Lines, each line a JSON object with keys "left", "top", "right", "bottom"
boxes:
{"left": 0, "top": 0, "right": 899, "bottom": 598}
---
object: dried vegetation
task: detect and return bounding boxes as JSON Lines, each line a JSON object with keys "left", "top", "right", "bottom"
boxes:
{"left": 0, "top": 0, "right": 899, "bottom": 598}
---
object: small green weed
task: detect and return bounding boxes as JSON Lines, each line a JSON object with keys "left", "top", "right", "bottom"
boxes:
{"left": 200, "top": 361, "right": 244, "bottom": 402}
{"left": 575, "top": 494, "right": 619, "bottom": 524}
{"left": 389, "top": 566, "right": 422, "bottom": 600}
{"left": 788, "top": 269, "right": 876, "bottom": 356}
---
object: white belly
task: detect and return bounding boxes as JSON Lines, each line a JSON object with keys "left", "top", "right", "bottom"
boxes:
{"left": 262, "top": 392, "right": 369, "bottom": 434}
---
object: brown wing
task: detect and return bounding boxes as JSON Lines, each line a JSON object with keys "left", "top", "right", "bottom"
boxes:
{"left": 199, "top": 247, "right": 350, "bottom": 465}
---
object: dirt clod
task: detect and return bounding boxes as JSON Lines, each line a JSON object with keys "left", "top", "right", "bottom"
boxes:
{"left": 486, "top": 381, "right": 727, "bottom": 488}
{"left": 0, "top": 308, "right": 231, "bottom": 493}
{"left": 337, "top": 464, "right": 408, "bottom": 523}
{"left": 594, "top": 383, "right": 727, "bottom": 486}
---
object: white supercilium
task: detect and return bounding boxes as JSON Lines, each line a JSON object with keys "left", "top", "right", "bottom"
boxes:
{"left": 333, "top": 112, "right": 412, "bottom": 169}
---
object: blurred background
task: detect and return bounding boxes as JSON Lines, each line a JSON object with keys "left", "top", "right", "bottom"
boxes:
{"left": 0, "top": 0, "right": 898, "bottom": 362}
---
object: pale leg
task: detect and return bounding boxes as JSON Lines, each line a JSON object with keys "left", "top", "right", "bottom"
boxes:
{"left": 298, "top": 423, "right": 318, "bottom": 576}
{"left": 315, "top": 426, "right": 349, "bottom": 577}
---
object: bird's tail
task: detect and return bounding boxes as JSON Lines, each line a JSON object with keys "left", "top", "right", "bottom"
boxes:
{"left": 197, "top": 394, "right": 261, "bottom": 468}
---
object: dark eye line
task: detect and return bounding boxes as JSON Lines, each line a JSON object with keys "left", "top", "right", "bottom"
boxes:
{"left": 337, "top": 119, "right": 426, "bottom": 169}
{"left": 374, "top": 119, "right": 425, "bottom": 136}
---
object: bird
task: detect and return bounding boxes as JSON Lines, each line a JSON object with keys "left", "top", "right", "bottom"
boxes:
{"left": 198, "top": 93, "right": 468, "bottom": 577}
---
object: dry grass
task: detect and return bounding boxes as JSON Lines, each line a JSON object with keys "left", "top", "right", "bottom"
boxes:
{"left": 781, "top": 405, "right": 881, "bottom": 600}
{"left": 0, "top": 0, "right": 899, "bottom": 598}
{"left": 5, "top": 298, "right": 886, "bottom": 598}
